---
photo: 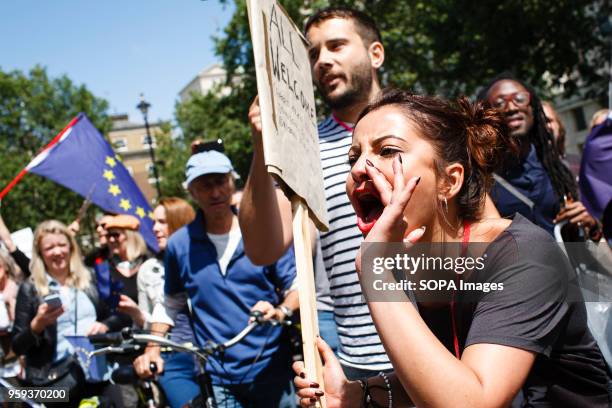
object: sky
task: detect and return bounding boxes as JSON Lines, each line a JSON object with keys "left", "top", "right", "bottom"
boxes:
{"left": 0, "top": 0, "right": 235, "bottom": 124}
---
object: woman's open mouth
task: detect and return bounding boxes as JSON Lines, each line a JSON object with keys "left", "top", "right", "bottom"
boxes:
{"left": 352, "top": 183, "right": 384, "bottom": 234}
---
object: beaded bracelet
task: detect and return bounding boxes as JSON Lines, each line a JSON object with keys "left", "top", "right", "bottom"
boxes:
{"left": 378, "top": 371, "right": 393, "bottom": 408}
{"left": 360, "top": 375, "right": 392, "bottom": 408}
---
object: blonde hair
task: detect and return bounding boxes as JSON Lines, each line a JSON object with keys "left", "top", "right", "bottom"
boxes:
{"left": 590, "top": 109, "right": 610, "bottom": 131}
{"left": 123, "top": 229, "right": 147, "bottom": 261}
{"left": 30, "top": 220, "right": 91, "bottom": 296}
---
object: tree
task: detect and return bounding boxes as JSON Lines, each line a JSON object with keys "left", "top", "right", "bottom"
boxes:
{"left": 169, "top": 1, "right": 311, "bottom": 184}
{"left": 216, "top": 0, "right": 610, "bottom": 100}
{"left": 155, "top": 121, "right": 189, "bottom": 200}
{"left": 166, "top": 0, "right": 610, "bottom": 192}
{"left": 0, "top": 66, "right": 111, "bottom": 235}
{"left": 162, "top": 0, "right": 612, "bottom": 194}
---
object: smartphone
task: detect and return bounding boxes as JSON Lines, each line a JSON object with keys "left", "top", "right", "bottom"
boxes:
{"left": 43, "top": 294, "right": 62, "bottom": 310}
{"left": 108, "top": 280, "right": 124, "bottom": 312}
{"left": 191, "top": 139, "right": 224, "bottom": 155}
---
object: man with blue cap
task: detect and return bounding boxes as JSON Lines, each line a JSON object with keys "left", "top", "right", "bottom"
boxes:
{"left": 133, "top": 150, "right": 298, "bottom": 407}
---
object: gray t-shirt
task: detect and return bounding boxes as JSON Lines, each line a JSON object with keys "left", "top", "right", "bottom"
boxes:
{"left": 420, "top": 214, "right": 609, "bottom": 407}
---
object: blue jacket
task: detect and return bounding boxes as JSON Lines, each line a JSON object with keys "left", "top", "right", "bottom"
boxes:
{"left": 491, "top": 144, "right": 560, "bottom": 235}
{"left": 164, "top": 210, "right": 296, "bottom": 383}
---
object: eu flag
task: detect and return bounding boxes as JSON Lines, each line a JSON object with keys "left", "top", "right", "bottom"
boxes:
{"left": 19, "top": 113, "right": 158, "bottom": 251}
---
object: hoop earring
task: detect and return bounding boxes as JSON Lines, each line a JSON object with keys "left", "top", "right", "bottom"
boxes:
{"left": 441, "top": 197, "right": 448, "bottom": 214}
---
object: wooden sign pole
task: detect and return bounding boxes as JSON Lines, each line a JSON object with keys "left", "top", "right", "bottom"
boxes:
{"left": 291, "top": 196, "right": 326, "bottom": 408}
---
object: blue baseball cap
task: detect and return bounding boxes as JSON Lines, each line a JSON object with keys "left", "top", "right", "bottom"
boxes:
{"left": 185, "top": 150, "right": 237, "bottom": 186}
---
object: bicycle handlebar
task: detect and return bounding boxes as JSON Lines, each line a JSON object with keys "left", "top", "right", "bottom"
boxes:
{"left": 88, "top": 311, "right": 290, "bottom": 362}
{"left": 89, "top": 330, "right": 125, "bottom": 346}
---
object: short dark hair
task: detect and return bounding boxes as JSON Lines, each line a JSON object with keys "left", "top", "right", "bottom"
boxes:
{"left": 358, "top": 89, "right": 515, "bottom": 223}
{"left": 304, "top": 6, "right": 382, "bottom": 47}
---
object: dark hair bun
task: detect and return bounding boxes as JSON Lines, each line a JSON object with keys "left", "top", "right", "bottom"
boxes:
{"left": 456, "top": 97, "right": 517, "bottom": 176}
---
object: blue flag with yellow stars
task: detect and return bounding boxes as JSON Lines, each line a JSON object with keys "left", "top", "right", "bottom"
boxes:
{"left": 24, "top": 113, "right": 158, "bottom": 251}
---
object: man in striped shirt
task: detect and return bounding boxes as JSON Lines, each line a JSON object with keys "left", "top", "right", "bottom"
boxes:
{"left": 240, "top": 7, "right": 390, "bottom": 379}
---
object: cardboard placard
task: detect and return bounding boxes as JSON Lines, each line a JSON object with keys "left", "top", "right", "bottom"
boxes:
{"left": 247, "top": 0, "right": 329, "bottom": 232}
{"left": 247, "top": 2, "right": 328, "bottom": 406}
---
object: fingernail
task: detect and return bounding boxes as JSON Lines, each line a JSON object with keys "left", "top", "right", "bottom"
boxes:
{"left": 310, "top": 382, "right": 319, "bottom": 388}
{"left": 315, "top": 390, "right": 325, "bottom": 397}
{"left": 299, "top": 372, "right": 306, "bottom": 379}
{"left": 310, "top": 397, "right": 317, "bottom": 403}
{"left": 415, "top": 176, "right": 421, "bottom": 185}
{"left": 398, "top": 154, "right": 403, "bottom": 164}
{"left": 366, "top": 159, "right": 374, "bottom": 167}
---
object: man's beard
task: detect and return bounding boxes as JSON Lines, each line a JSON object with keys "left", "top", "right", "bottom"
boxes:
{"left": 317, "top": 62, "right": 373, "bottom": 111}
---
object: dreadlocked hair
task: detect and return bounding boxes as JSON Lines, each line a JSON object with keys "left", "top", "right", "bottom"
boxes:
{"left": 477, "top": 72, "right": 578, "bottom": 202}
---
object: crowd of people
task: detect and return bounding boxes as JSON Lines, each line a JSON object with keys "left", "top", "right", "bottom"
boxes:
{"left": 0, "top": 5, "right": 610, "bottom": 408}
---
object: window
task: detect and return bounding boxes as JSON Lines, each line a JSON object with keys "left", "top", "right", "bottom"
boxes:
{"left": 142, "top": 135, "right": 156, "bottom": 148}
{"left": 113, "top": 138, "right": 128, "bottom": 152}
{"left": 147, "top": 163, "right": 159, "bottom": 184}
{"left": 146, "top": 163, "right": 155, "bottom": 177}
{"left": 571, "top": 107, "right": 587, "bottom": 131}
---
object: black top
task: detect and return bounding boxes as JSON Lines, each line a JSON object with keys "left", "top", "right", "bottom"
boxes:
{"left": 108, "top": 255, "right": 145, "bottom": 303}
{"left": 83, "top": 245, "right": 110, "bottom": 268}
{"left": 10, "top": 247, "right": 31, "bottom": 278}
{"left": 420, "top": 214, "right": 610, "bottom": 407}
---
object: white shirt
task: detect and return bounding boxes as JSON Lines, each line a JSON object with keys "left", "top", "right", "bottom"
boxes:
{"left": 207, "top": 220, "right": 241, "bottom": 276}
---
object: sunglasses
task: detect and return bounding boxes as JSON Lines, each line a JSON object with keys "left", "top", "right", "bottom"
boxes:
{"left": 490, "top": 91, "right": 531, "bottom": 110}
{"left": 107, "top": 231, "right": 123, "bottom": 239}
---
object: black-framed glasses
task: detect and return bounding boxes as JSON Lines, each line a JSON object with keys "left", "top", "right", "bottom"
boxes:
{"left": 490, "top": 91, "right": 531, "bottom": 110}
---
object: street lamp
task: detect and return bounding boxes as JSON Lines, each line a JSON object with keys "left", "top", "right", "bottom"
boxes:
{"left": 136, "top": 94, "right": 162, "bottom": 199}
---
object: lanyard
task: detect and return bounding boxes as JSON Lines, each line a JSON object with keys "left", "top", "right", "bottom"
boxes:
{"left": 331, "top": 113, "right": 354, "bottom": 132}
{"left": 450, "top": 221, "right": 471, "bottom": 359}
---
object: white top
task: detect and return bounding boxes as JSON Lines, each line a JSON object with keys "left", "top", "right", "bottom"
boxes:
{"left": 137, "top": 258, "right": 167, "bottom": 328}
{"left": 207, "top": 220, "right": 241, "bottom": 276}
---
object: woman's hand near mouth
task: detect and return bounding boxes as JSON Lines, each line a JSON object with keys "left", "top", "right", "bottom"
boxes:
{"left": 355, "top": 154, "right": 425, "bottom": 276}
{"left": 363, "top": 154, "right": 423, "bottom": 243}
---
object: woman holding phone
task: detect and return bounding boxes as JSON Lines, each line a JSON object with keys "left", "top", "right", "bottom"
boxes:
{"left": 293, "top": 90, "right": 610, "bottom": 407}
{"left": 12, "top": 220, "right": 124, "bottom": 407}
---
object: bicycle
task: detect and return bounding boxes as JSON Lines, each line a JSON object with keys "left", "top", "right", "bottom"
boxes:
{"left": 88, "top": 311, "right": 290, "bottom": 408}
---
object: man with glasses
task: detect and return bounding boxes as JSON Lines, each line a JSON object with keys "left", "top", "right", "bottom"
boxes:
{"left": 478, "top": 73, "right": 600, "bottom": 238}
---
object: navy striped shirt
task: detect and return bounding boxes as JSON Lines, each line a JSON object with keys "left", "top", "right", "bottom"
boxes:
{"left": 318, "top": 116, "right": 392, "bottom": 370}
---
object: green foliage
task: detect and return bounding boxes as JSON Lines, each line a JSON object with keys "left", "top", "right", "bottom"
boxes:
{"left": 156, "top": 121, "right": 190, "bottom": 200}
{"left": 167, "top": 0, "right": 611, "bottom": 191}
{"left": 215, "top": 0, "right": 609, "bottom": 99}
{"left": 155, "top": 0, "right": 612, "bottom": 198}
{"left": 373, "top": 0, "right": 609, "bottom": 99}
{"left": 0, "top": 66, "right": 111, "bottom": 235}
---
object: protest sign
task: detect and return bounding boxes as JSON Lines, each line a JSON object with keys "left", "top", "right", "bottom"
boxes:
{"left": 246, "top": 0, "right": 328, "bottom": 232}
{"left": 247, "top": 1, "right": 327, "bottom": 405}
